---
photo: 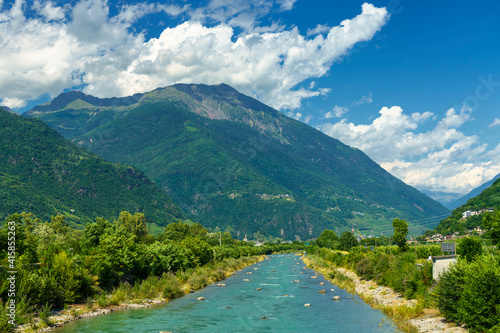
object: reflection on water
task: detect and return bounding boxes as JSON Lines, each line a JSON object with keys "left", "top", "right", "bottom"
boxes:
{"left": 57, "top": 254, "right": 400, "bottom": 333}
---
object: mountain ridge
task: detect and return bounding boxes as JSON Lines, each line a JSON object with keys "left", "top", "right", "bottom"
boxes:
{"left": 24, "top": 83, "right": 450, "bottom": 238}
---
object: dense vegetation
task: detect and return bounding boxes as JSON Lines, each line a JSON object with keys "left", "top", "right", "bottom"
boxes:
{"left": 430, "top": 178, "right": 500, "bottom": 236}
{"left": 0, "top": 108, "right": 184, "bottom": 228}
{"left": 25, "top": 83, "right": 449, "bottom": 238}
{"left": 0, "top": 211, "right": 305, "bottom": 331}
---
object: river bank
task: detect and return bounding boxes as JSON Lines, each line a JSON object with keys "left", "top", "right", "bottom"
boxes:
{"left": 18, "top": 255, "right": 267, "bottom": 333}
{"left": 302, "top": 255, "right": 467, "bottom": 333}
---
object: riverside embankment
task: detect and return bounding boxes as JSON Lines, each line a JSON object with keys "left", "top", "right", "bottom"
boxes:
{"left": 302, "top": 255, "right": 467, "bottom": 333}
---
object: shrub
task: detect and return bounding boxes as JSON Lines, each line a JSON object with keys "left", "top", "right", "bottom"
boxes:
{"left": 459, "top": 237, "right": 483, "bottom": 262}
{"left": 437, "top": 255, "right": 500, "bottom": 330}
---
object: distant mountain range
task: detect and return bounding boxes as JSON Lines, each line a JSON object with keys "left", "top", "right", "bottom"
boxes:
{"left": 0, "top": 107, "right": 185, "bottom": 227}
{"left": 24, "top": 83, "right": 449, "bottom": 238}
{"left": 419, "top": 189, "right": 462, "bottom": 209}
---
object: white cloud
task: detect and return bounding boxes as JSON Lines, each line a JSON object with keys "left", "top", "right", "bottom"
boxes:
{"left": 1, "top": 97, "right": 27, "bottom": 109}
{"left": 0, "top": 1, "right": 389, "bottom": 110}
{"left": 307, "top": 24, "right": 331, "bottom": 37}
{"left": 277, "top": 0, "right": 298, "bottom": 11}
{"left": 33, "top": 1, "right": 66, "bottom": 21}
{"left": 325, "top": 105, "right": 349, "bottom": 118}
{"left": 489, "top": 118, "right": 500, "bottom": 128}
{"left": 352, "top": 92, "right": 373, "bottom": 106}
{"left": 321, "top": 105, "right": 500, "bottom": 194}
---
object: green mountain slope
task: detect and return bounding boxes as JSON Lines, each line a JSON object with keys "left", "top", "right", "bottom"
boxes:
{"left": 25, "top": 84, "right": 449, "bottom": 238}
{"left": 432, "top": 178, "right": 500, "bottom": 235}
{"left": 0, "top": 108, "right": 184, "bottom": 227}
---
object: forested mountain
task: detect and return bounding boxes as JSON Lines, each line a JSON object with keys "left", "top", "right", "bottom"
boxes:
{"left": 25, "top": 83, "right": 449, "bottom": 238}
{"left": 0, "top": 108, "right": 184, "bottom": 227}
{"left": 432, "top": 178, "right": 500, "bottom": 235}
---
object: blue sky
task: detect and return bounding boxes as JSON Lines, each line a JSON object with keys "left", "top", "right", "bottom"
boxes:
{"left": 0, "top": 0, "right": 499, "bottom": 199}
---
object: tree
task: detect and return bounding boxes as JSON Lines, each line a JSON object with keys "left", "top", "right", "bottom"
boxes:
{"left": 459, "top": 237, "right": 483, "bottom": 262}
{"left": 392, "top": 218, "right": 409, "bottom": 252}
{"left": 483, "top": 211, "right": 500, "bottom": 246}
{"left": 316, "top": 229, "right": 338, "bottom": 248}
{"left": 115, "top": 211, "right": 147, "bottom": 242}
{"left": 339, "top": 231, "right": 357, "bottom": 251}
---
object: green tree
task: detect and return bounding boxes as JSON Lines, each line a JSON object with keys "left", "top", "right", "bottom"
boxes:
{"left": 339, "top": 231, "right": 357, "bottom": 251}
{"left": 483, "top": 211, "right": 500, "bottom": 246}
{"left": 115, "top": 211, "right": 147, "bottom": 242}
{"left": 459, "top": 237, "right": 482, "bottom": 262}
{"left": 316, "top": 229, "right": 338, "bottom": 248}
{"left": 392, "top": 218, "right": 409, "bottom": 252}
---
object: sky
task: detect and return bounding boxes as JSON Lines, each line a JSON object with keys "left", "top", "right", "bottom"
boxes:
{"left": 0, "top": 0, "right": 499, "bottom": 200}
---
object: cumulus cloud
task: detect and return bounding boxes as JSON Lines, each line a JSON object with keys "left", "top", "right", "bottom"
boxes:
{"left": 321, "top": 105, "right": 500, "bottom": 194}
{"left": 0, "top": 1, "right": 389, "bottom": 110}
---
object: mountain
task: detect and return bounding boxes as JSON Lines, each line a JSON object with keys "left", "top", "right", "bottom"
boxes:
{"left": 432, "top": 177, "right": 500, "bottom": 235}
{"left": 419, "top": 189, "right": 462, "bottom": 208}
{"left": 24, "top": 83, "right": 449, "bottom": 238}
{"left": 0, "top": 107, "right": 185, "bottom": 227}
{"left": 0, "top": 105, "right": 14, "bottom": 113}
{"left": 446, "top": 173, "right": 500, "bottom": 210}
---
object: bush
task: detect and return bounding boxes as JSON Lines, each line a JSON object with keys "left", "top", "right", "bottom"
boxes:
{"left": 437, "top": 255, "right": 500, "bottom": 330}
{"left": 459, "top": 237, "right": 483, "bottom": 262}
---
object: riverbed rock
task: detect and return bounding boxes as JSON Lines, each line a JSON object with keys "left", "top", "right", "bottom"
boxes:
{"left": 332, "top": 296, "right": 341, "bottom": 300}
{"left": 294, "top": 280, "right": 301, "bottom": 283}
{"left": 310, "top": 276, "right": 317, "bottom": 279}
{"left": 319, "top": 282, "right": 325, "bottom": 285}
{"left": 197, "top": 297, "right": 205, "bottom": 301}
{"left": 304, "top": 303, "right": 311, "bottom": 307}
{"left": 243, "top": 278, "right": 251, "bottom": 281}
{"left": 217, "top": 283, "right": 226, "bottom": 287}
{"left": 256, "top": 287, "right": 262, "bottom": 291}
{"left": 318, "top": 289, "right": 326, "bottom": 294}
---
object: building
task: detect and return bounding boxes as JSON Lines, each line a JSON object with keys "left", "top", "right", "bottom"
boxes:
{"left": 430, "top": 255, "right": 457, "bottom": 281}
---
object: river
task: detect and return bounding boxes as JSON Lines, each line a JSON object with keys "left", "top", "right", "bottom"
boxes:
{"left": 57, "top": 254, "right": 400, "bottom": 332}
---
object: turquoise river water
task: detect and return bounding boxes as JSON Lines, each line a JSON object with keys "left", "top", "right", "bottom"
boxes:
{"left": 57, "top": 254, "right": 400, "bottom": 333}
